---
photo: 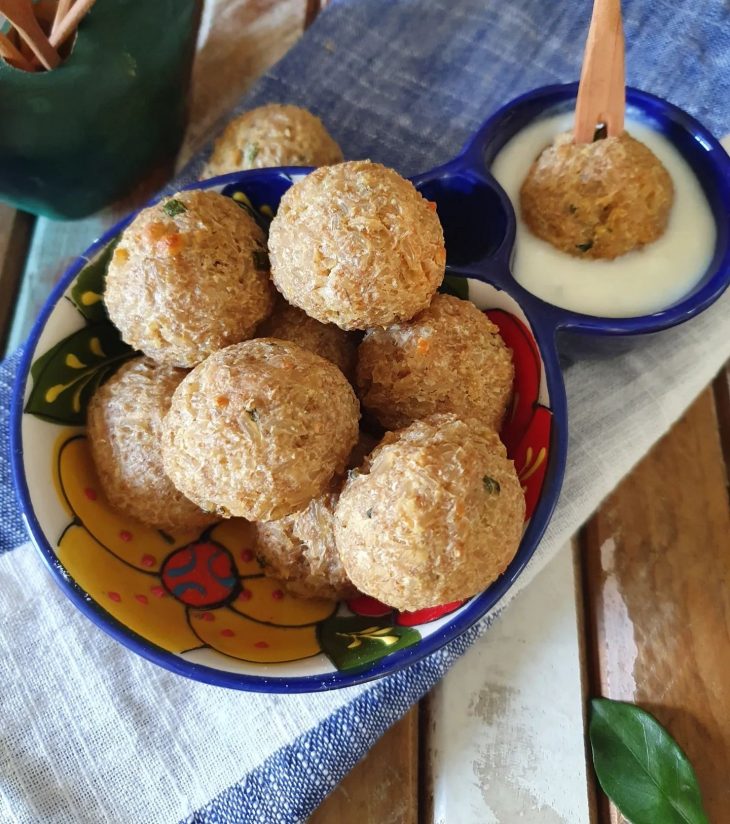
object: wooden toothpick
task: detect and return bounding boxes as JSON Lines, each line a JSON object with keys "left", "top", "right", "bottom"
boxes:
{"left": 49, "top": 0, "right": 95, "bottom": 49}
{"left": 0, "top": 28, "right": 34, "bottom": 70}
{"left": 573, "top": 0, "right": 625, "bottom": 143}
{"left": 0, "top": 0, "right": 59, "bottom": 70}
{"left": 50, "top": 0, "right": 72, "bottom": 39}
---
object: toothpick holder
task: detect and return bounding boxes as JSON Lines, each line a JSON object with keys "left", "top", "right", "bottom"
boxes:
{"left": 0, "top": 0, "right": 201, "bottom": 219}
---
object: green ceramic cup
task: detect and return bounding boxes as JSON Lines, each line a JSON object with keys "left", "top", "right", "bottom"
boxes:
{"left": 0, "top": 0, "right": 201, "bottom": 219}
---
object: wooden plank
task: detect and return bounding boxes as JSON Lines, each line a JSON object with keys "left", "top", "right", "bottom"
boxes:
{"left": 713, "top": 363, "right": 730, "bottom": 485}
{"left": 425, "top": 543, "right": 592, "bottom": 824}
{"left": 583, "top": 388, "right": 730, "bottom": 823}
{"left": 0, "top": 204, "right": 34, "bottom": 352}
{"left": 307, "top": 706, "right": 419, "bottom": 824}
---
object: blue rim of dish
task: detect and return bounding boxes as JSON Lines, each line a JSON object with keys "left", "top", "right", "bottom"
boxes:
{"left": 441, "top": 82, "right": 730, "bottom": 335}
{"left": 10, "top": 166, "right": 568, "bottom": 693}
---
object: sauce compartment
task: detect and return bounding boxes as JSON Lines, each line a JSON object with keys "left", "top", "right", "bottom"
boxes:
{"left": 455, "top": 83, "right": 730, "bottom": 336}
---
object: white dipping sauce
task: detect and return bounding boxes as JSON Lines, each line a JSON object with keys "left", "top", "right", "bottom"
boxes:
{"left": 490, "top": 112, "right": 716, "bottom": 317}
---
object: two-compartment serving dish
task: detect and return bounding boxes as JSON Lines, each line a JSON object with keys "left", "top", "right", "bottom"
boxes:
{"left": 11, "top": 83, "right": 730, "bottom": 691}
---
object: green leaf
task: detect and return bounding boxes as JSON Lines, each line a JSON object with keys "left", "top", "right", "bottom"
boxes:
{"left": 438, "top": 274, "right": 469, "bottom": 301}
{"left": 25, "top": 321, "right": 134, "bottom": 425}
{"left": 482, "top": 475, "right": 501, "bottom": 495}
{"left": 69, "top": 239, "right": 118, "bottom": 322}
{"left": 318, "top": 614, "right": 419, "bottom": 671}
{"left": 590, "top": 698, "right": 709, "bottom": 824}
{"left": 162, "top": 198, "right": 187, "bottom": 217}
{"left": 244, "top": 142, "right": 260, "bottom": 166}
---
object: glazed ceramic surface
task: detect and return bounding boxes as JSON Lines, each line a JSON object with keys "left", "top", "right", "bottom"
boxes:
{"left": 11, "top": 84, "right": 730, "bottom": 692}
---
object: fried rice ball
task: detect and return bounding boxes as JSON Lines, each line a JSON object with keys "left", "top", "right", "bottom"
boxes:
{"left": 202, "top": 104, "right": 343, "bottom": 178}
{"left": 356, "top": 293, "right": 513, "bottom": 431}
{"left": 251, "top": 429, "right": 377, "bottom": 600}
{"left": 105, "top": 190, "right": 275, "bottom": 368}
{"left": 268, "top": 161, "right": 446, "bottom": 330}
{"left": 334, "top": 414, "right": 525, "bottom": 611}
{"left": 257, "top": 299, "right": 357, "bottom": 381}
{"left": 253, "top": 430, "right": 378, "bottom": 601}
{"left": 87, "top": 357, "right": 216, "bottom": 531}
{"left": 162, "top": 339, "right": 360, "bottom": 522}
{"left": 254, "top": 487, "right": 357, "bottom": 601}
{"left": 520, "top": 131, "right": 674, "bottom": 260}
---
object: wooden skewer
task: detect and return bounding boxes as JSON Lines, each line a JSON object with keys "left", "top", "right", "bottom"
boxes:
{"left": 0, "top": 0, "right": 59, "bottom": 69}
{"left": 49, "top": 0, "right": 95, "bottom": 49}
{"left": 0, "top": 28, "right": 34, "bottom": 70}
{"left": 50, "top": 0, "right": 72, "bottom": 39}
{"left": 2, "top": 16, "right": 36, "bottom": 66}
{"left": 34, "top": 0, "right": 58, "bottom": 25}
{"left": 573, "top": 0, "right": 625, "bottom": 144}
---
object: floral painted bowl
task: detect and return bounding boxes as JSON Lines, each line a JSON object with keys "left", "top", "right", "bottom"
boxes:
{"left": 11, "top": 84, "right": 730, "bottom": 692}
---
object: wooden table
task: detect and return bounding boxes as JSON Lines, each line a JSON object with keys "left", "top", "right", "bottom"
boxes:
{"left": 2, "top": 2, "right": 728, "bottom": 821}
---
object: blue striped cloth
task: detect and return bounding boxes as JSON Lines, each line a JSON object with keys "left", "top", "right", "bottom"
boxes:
{"left": 1, "top": 1, "right": 728, "bottom": 821}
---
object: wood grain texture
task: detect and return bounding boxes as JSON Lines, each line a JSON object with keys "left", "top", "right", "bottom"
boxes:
{"left": 425, "top": 544, "right": 592, "bottom": 824}
{"left": 0, "top": 204, "right": 34, "bottom": 350}
{"left": 307, "top": 707, "right": 419, "bottom": 824}
{"left": 713, "top": 364, "right": 730, "bottom": 485}
{"left": 583, "top": 387, "right": 730, "bottom": 823}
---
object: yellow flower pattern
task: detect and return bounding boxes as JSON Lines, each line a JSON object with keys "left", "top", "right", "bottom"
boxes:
{"left": 55, "top": 432, "right": 335, "bottom": 664}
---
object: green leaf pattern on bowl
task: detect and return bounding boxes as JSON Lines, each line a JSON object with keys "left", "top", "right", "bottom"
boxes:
{"left": 318, "top": 614, "right": 420, "bottom": 671}
{"left": 25, "top": 239, "right": 134, "bottom": 425}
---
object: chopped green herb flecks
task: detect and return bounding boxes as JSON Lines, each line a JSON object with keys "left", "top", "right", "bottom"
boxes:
{"left": 252, "top": 249, "right": 270, "bottom": 271}
{"left": 576, "top": 240, "right": 594, "bottom": 253}
{"left": 244, "top": 142, "right": 260, "bottom": 166}
{"left": 365, "top": 508, "right": 373, "bottom": 519}
{"left": 483, "top": 475, "right": 501, "bottom": 495}
{"left": 246, "top": 408, "right": 259, "bottom": 422}
{"left": 163, "top": 199, "right": 187, "bottom": 217}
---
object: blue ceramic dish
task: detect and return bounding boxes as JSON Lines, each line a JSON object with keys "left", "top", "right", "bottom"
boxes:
{"left": 10, "top": 84, "right": 730, "bottom": 692}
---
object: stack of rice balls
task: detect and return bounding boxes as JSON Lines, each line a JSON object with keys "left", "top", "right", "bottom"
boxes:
{"left": 90, "top": 104, "right": 525, "bottom": 612}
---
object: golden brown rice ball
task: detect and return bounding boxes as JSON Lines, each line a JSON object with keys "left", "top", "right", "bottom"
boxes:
{"left": 254, "top": 488, "right": 357, "bottom": 601}
{"left": 202, "top": 104, "right": 343, "bottom": 178}
{"left": 252, "top": 429, "right": 377, "bottom": 601}
{"left": 268, "top": 161, "right": 446, "bottom": 330}
{"left": 257, "top": 299, "right": 357, "bottom": 381}
{"left": 162, "top": 339, "right": 360, "bottom": 522}
{"left": 87, "top": 357, "right": 217, "bottom": 531}
{"left": 520, "top": 131, "right": 674, "bottom": 259}
{"left": 334, "top": 414, "right": 525, "bottom": 611}
{"left": 356, "top": 293, "right": 513, "bottom": 431}
{"left": 105, "top": 190, "right": 275, "bottom": 368}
